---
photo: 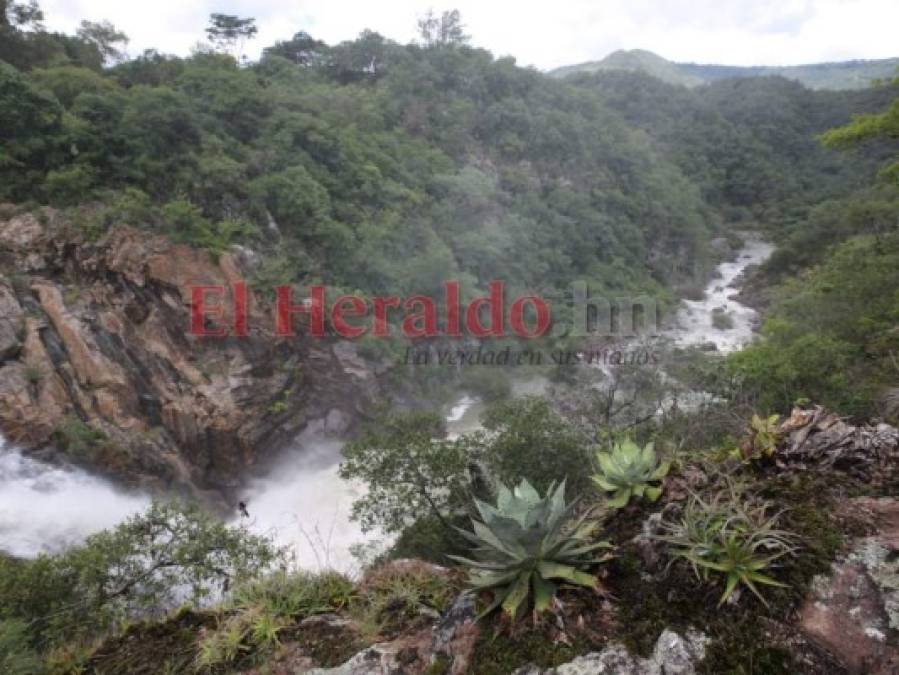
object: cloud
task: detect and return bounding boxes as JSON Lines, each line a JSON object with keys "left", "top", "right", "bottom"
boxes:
{"left": 38, "top": 0, "right": 899, "bottom": 70}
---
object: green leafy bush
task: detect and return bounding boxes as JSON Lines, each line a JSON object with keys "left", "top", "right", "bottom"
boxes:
{"left": 452, "top": 479, "right": 611, "bottom": 620}
{"left": 352, "top": 561, "right": 454, "bottom": 638}
{"left": 656, "top": 485, "right": 799, "bottom": 607}
{"left": 230, "top": 570, "right": 355, "bottom": 619}
{"left": 592, "top": 439, "right": 670, "bottom": 508}
{"left": 0, "top": 620, "right": 42, "bottom": 675}
{"left": 0, "top": 501, "right": 279, "bottom": 649}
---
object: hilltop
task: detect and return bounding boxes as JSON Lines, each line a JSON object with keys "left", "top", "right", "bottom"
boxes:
{"left": 551, "top": 48, "right": 899, "bottom": 90}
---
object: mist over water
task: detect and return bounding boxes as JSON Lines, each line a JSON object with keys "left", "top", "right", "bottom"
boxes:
{"left": 237, "top": 431, "right": 384, "bottom": 575}
{"left": 0, "top": 438, "right": 149, "bottom": 557}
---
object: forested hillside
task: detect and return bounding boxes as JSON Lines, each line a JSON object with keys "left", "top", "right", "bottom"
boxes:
{"left": 2, "top": 3, "right": 899, "bottom": 674}
{"left": 553, "top": 48, "right": 899, "bottom": 91}
{"left": 1, "top": 6, "right": 722, "bottom": 309}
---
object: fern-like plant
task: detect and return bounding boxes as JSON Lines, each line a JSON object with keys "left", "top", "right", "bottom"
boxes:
{"left": 451, "top": 479, "right": 612, "bottom": 620}
{"left": 743, "top": 414, "right": 780, "bottom": 459}
{"left": 655, "top": 484, "right": 799, "bottom": 607}
{"left": 592, "top": 439, "right": 670, "bottom": 508}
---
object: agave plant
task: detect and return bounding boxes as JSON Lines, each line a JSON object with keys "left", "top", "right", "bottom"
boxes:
{"left": 450, "top": 479, "right": 612, "bottom": 620}
{"left": 592, "top": 439, "right": 670, "bottom": 508}
{"left": 655, "top": 484, "right": 799, "bottom": 607}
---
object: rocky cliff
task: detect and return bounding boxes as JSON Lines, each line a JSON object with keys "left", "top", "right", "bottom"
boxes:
{"left": 0, "top": 208, "right": 379, "bottom": 503}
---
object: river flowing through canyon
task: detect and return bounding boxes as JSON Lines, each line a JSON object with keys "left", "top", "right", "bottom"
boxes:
{"left": 0, "top": 235, "right": 773, "bottom": 572}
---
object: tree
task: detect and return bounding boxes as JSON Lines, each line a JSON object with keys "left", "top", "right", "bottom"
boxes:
{"left": 205, "top": 13, "right": 257, "bottom": 60}
{"left": 477, "top": 397, "right": 592, "bottom": 495}
{"left": 822, "top": 78, "right": 899, "bottom": 185}
{"left": 76, "top": 19, "right": 128, "bottom": 64}
{"left": 0, "top": 60, "right": 65, "bottom": 200}
{"left": 0, "top": 501, "right": 279, "bottom": 648}
{"left": 328, "top": 30, "right": 392, "bottom": 83}
{"left": 339, "top": 412, "right": 474, "bottom": 533}
{"left": 3, "top": 0, "right": 43, "bottom": 30}
{"left": 417, "top": 9, "right": 469, "bottom": 47}
{"left": 262, "top": 30, "right": 326, "bottom": 66}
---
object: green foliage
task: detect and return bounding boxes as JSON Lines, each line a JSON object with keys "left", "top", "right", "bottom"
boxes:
{"left": 0, "top": 501, "right": 279, "bottom": 649}
{"left": 459, "top": 367, "right": 512, "bottom": 403}
{"left": 230, "top": 570, "right": 355, "bottom": 619}
{"left": 53, "top": 413, "right": 107, "bottom": 458}
{"left": 656, "top": 485, "right": 799, "bottom": 607}
{"left": 0, "top": 60, "right": 65, "bottom": 201}
{"left": 592, "top": 439, "right": 670, "bottom": 508}
{"left": 161, "top": 199, "right": 256, "bottom": 254}
{"left": 43, "top": 164, "right": 95, "bottom": 205}
{"left": 32, "top": 64, "right": 117, "bottom": 107}
{"left": 822, "top": 80, "right": 899, "bottom": 184}
{"left": 746, "top": 414, "right": 781, "bottom": 459}
{"left": 0, "top": 620, "right": 42, "bottom": 675}
{"left": 730, "top": 232, "right": 899, "bottom": 417}
{"left": 478, "top": 397, "right": 591, "bottom": 495}
{"left": 386, "top": 514, "right": 469, "bottom": 564}
{"left": 195, "top": 569, "right": 354, "bottom": 670}
{"left": 339, "top": 413, "right": 472, "bottom": 534}
{"left": 451, "top": 479, "right": 611, "bottom": 620}
{"left": 0, "top": 5, "right": 730, "bottom": 300}
{"left": 352, "top": 561, "right": 454, "bottom": 638}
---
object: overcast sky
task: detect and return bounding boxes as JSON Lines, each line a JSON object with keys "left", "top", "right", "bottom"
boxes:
{"left": 39, "top": 0, "right": 899, "bottom": 71}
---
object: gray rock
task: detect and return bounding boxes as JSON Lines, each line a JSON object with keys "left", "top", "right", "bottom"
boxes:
{"left": 512, "top": 629, "right": 708, "bottom": 675}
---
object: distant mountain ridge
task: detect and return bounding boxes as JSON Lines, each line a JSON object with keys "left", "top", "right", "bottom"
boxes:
{"left": 551, "top": 49, "right": 899, "bottom": 90}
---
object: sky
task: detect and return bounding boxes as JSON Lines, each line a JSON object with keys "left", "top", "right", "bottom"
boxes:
{"left": 39, "top": 0, "right": 899, "bottom": 71}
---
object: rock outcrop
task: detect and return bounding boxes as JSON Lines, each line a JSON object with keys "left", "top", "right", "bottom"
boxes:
{"left": 512, "top": 629, "right": 708, "bottom": 675}
{"left": 800, "top": 497, "right": 899, "bottom": 675}
{"left": 0, "top": 208, "right": 379, "bottom": 502}
{"left": 774, "top": 406, "right": 899, "bottom": 485}
{"left": 301, "top": 592, "right": 479, "bottom": 675}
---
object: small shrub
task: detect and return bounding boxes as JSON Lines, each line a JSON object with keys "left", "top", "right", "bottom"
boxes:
{"left": 352, "top": 561, "right": 454, "bottom": 638}
{"left": 742, "top": 413, "right": 781, "bottom": 459}
{"left": 197, "top": 570, "right": 354, "bottom": 670}
{"left": 230, "top": 570, "right": 355, "bottom": 619}
{"left": 53, "top": 414, "right": 107, "bottom": 458}
{"left": 656, "top": 483, "right": 799, "bottom": 607}
{"left": 0, "top": 619, "right": 43, "bottom": 675}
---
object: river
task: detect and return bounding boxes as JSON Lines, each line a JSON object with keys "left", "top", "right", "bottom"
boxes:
{"left": 0, "top": 235, "right": 773, "bottom": 571}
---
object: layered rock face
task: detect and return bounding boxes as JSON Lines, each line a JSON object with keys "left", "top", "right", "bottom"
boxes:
{"left": 0, "top": 209, "right": 378, "bottom": 502}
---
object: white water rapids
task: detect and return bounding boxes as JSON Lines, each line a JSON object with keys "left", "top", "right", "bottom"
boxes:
{"left": 0, "top": 236, "right": 773, "bottom": 570}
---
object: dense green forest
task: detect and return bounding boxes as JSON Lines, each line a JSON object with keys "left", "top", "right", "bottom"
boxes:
{"left": 2, "top": 3, "right": 899, "bottom": 672}
{"left": 2, "top": 0, "right": 898, "bottom": 408}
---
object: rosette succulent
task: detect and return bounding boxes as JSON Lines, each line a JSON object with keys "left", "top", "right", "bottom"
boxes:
{"left": 451, "top": 479, "right": 612, "bottom": 620}
{"left": 592, "top": 439, "right": 670, "bottom": 508}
